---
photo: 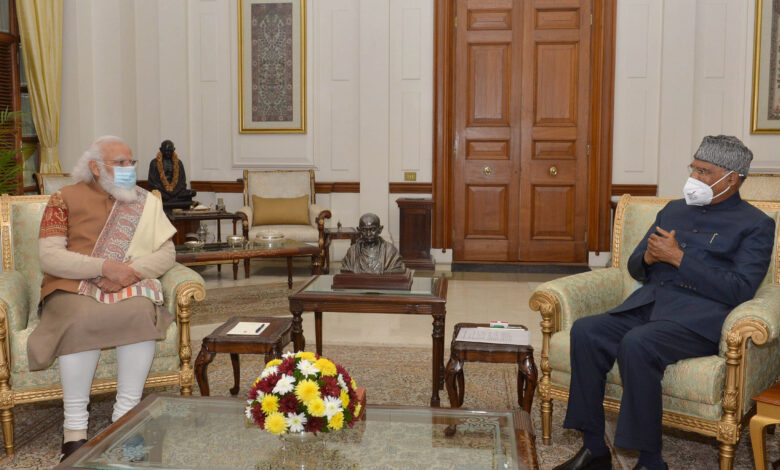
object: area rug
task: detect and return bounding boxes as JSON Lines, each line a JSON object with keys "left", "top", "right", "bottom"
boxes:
{"left": 0, "top": 344, "right": 776, "bottom": 469}
{"left": 190, "top": 281, "right": 305, "bottom": 326}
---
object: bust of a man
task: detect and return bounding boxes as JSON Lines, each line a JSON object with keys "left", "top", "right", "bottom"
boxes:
{"left": 340, "top": 213, "right": 405, "bottom": 274}
{"left": 148, "top": 140, "right": 196, "bottom": 207}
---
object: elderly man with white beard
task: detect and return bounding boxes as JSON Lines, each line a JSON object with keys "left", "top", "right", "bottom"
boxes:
{"left": 27, "top": 136, "right": 177, "bottom": 461}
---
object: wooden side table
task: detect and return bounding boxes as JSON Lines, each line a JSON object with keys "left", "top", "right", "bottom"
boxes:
{"left": 396, "top": 198, "right": 434, "bottom": 270}
{"left": 750, "top": 380, "right": 780, "bottom": 470}
{"left": 445, "top": 322, "right": 537, "bottom": 412}
{"left": 194, "top": 316, "right": 294, "bottom": 396}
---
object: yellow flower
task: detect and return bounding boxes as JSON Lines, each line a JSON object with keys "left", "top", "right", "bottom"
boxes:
{"left": 265, "top": 359, "right": 282, "bottom": 368}
{"left": 314, "top": 358, "right": 337, "bottom": 377}
{"left": 295, "top": 379, "right": 320, "bottom": 403}
{"left": 354, "top": 403, "right": 362, "bottom": 418}
{"left": 328, "top": 411, "right": 344, "bottom": 430}
{"left": 261, "top": 394, "right": 279, "bottom": 414}
{"left": 296, "top": 351, "right": 317, "bottom": 362}
{"left": 307, "top": 398, "right": 326, "bottom": 417}
{"left": 339, "top": 390, "right": 350, "bottom": 408}
{"left": 253, "top": 377, "right": 261, "bottom": 386}
{"left": 350, "top": 379, "right": 357, "bottom": 390}
{"left": 265, "top": 412, "right": 288, "bottom": 435}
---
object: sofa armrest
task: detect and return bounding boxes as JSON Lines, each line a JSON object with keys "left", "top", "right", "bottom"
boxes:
{"left": 719, "top": 283, "right": 780, "bottom": 355}
{"left": 159, "top": 263, "right": 206, "bottom": 318}
{"left": 0, "top": 271, "right": 31, "bottom": 332}
{"left": 309, "top": 203, "right": 329, "bottom": 227}
{"left": 238, "top": 206, "right": 253, "bottom": 232}
{"left": 529, "top": 267, "right": 626, "bottom": 333}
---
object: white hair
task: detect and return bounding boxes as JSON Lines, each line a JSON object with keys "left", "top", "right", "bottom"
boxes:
{"left": 71, "top": 135, "right": 126, "bottom": 183}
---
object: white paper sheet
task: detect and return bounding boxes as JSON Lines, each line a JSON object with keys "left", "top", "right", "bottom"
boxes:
{"left": 455, "top": 327, "right": 530, "bottom": 346}
{"left": 226, "top": 322, "right": 269, "bottom": 336}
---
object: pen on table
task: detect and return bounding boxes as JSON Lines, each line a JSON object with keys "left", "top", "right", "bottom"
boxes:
{"left": 255, "top": 325, "right": 263, "bottom": 333}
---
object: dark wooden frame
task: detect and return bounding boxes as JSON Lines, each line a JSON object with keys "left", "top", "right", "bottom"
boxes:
{"left": 288, "top": 275, "right": 449, "bottom": 407}
{"left": 432, "top": 0, "right": 617, "bottom": 253}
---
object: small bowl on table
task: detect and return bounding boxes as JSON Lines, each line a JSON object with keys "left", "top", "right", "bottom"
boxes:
{"left": 255, "top": 230, "right": 285, "bottom": 249}
{"left": 184, "top": 240, "right": 205, "bottom": 251}
{"left": 226, "top": 235, "right": 245, "bottom": 249}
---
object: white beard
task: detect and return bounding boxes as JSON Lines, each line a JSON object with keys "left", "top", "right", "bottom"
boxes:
{"left": 97, "top": 165, "right": 138, "bottom": 203}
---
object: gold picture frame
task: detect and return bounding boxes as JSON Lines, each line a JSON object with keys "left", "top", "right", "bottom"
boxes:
{"left": 751, "top": 0, "right": 780, "bottom": 133}
{"left": 238, "top": 0, "right": 306, "bottom": 133}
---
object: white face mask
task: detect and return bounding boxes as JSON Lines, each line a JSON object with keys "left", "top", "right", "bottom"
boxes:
{"left": 682, "top": 170, "right": 733, "bottom": 206}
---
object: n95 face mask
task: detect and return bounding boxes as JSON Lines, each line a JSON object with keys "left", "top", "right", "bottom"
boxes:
{"left": 682, "top": 170, "right": 732, "bottom": 206}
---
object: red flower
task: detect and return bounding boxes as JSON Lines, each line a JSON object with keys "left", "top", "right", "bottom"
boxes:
{"left": 257, "top": 374, "right": 281, "bottom": 393}
{"left": 305, "top": 417, "right": 325, "bottom": 433}
{"left": 251, "top": 405, "right": 266, "bottom": 429}
{"left": 248, "top": 384, "right": 260, "bottom": 400}
{"left": 336, "top": 365, "right": 352, "bottom": 384}
{"left": 279, "top": 394, "right": 299, "bottom": 414}
{"left": 277, "top": 357, "right": 296, "bottom": 375}
{"left": 320, "top": 377, "right": 340, "bottom": 397}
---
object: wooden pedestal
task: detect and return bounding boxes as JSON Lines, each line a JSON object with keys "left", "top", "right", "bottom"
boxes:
{"left": 396, "top": 198, "right": 435, "bottom": 270}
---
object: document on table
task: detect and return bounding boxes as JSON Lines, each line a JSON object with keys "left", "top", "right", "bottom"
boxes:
{"left": 226, "top": 322, "right": 269, "bottom": 336}
{"left": 456, "top": 327, "right": 531, "bottom": 346}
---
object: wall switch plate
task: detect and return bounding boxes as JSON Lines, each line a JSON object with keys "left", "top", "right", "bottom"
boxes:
{"left": 404, "top": 172, "right": 417, "bottom": 181}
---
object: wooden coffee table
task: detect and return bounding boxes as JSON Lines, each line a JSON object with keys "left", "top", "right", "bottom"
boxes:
{"left": 750, "top": 380, "right": 780, "bottom": 470}
{"left": 288, "top": 274, "right": 448, "bottom": 407}
{"left": 175, "top": 239, "right": 321, "bottom": 286}
{"left": 194, "top": 316, "right": 294, "bottom": 396}
{"left": 445, "top": 322, "right": 537, "bottom": 412}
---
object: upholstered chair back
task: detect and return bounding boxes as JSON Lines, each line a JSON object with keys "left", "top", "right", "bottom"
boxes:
{"left": 34, "top": 173, "right": 75, "bottom": 195}
{"left": 243, "top": 169, "right": 315, "bottom": 206}
{"left": 0, "top": 195, "right": 48, "bottom": 330}
{"left": 740, "top": 174, "right": 780, "bottom": 201}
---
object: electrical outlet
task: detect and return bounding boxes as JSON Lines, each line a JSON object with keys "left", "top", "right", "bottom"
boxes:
{"left": 404, "top": 172, "right": 417, "bottom": 182}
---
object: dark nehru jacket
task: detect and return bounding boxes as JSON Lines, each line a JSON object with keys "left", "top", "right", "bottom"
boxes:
{"left": 609, "top": 192, "right": 775, "bottom": 342}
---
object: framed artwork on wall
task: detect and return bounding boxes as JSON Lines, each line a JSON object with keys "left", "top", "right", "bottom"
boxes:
{"left": 238, "top": 0, "right": 306, "bottom": 133}
{"left": 751, "top": 0, "right": 780, "bottom": 133}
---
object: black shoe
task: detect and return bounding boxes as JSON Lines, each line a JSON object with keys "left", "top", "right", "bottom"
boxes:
{"left": 60, "top": 438, "right": 87, "bottom": 462}
{"left": 632, "top": 464, "right": 668, "bottom": 470}
{"left": 553, "top": 446, "right": 612, "bottom": 470}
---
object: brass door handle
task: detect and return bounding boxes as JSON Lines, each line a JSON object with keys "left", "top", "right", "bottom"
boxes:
{"left": 483, "top": 166, "right": 492, "bottom": 176}
{"left": 549, "top": 165, "right": 558, "bottom": 176}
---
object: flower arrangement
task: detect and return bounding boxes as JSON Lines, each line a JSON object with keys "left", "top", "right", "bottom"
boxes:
{"left": 246, "top": 351, "right": 362, "bottom": 436}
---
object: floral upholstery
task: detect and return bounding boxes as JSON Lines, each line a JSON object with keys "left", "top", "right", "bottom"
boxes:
{"left": 237, "top": 169, "right": 330, "bottom": 244}
{"left": 531, "top": 194, "right": 780, "bottom": 469}
{"left": 0, "top": 194, "right": 205, "bottom": 456}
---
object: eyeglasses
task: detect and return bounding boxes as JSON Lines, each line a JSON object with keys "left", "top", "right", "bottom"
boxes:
{"left": 99, "top": 159, "right": 137, "bottom": 167}
{"left": 688, "top": 164, "right": 715, "bottom": 178}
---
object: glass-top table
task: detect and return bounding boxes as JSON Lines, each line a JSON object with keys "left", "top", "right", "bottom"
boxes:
{"left": 59, "top": 395, "right": 537, "bottom": 470}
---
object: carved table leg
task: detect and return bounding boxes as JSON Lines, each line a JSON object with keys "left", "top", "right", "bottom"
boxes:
{"left": 431, "top": 312, "right": 445, "bottom": 407}
{"left": 232, "top": 260, "right": 238, "bottom": 280}
{"left": 229, "top": 353, "right": 241, "bottom": 396}
{"left": 518, "top": 352, "right": 538, "bottom": 413}
{"left": 315, "top": 311, "right": 323, "bottom": 356}
{"left": 194, "top": 344, "right": 216, "bottom": 396}
{"left": 445, "top": 353, "right": 464, "bottom": 408}
{"left": 291, "top": 308, "right": 305, "bottom": 352}
{"left": 244, "top": 259, "right": 250, "bottom": 278}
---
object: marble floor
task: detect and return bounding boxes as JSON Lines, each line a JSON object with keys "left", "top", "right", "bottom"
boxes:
{"left": 190, "top": 258, "right": 568, "bottom": 353}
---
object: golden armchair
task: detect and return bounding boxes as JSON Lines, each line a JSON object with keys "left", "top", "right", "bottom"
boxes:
{"left": 529, "top": 194, "right": 780, "bottom": 470}
{"left": 0, "top": 194, "right": 206, "bottom": 456}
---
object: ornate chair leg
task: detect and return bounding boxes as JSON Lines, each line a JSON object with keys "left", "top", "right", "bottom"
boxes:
{"left": 0, "top": 408, "right": 13, "bottom": 456}
{"left": 718, "top": 441, "right": 735, "bottom": 470}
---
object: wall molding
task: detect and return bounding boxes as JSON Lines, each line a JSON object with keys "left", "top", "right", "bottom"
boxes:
{"left": 388, "top": 182, "right": 432, "bottom": 193}
{"left": 314, "top": 182, "right": 361, "bottom": 193}
{"left": 611, "top": 184, "right": 658, "bottom": 196}
{"left": 141, "top": 180, "right": 434, "bottom": 194}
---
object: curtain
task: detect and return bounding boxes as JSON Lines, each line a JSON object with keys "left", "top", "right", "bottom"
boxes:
{"left": 17, "top": 0, "right": 63, "bottom": 173}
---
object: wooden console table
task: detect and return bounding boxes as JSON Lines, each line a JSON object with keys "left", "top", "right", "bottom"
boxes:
{"left": 168, "top": 211, "right": 248, "bottom": 245}
{"left": 396, "top": 198, "right": 434, "bottom": 270}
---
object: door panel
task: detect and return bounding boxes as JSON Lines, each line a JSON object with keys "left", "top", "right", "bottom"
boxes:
{"left": 453, "top": 0, "right": 590, "bottom": 263}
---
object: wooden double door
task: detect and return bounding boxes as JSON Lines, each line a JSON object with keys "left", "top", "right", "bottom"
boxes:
{"left": 452, "top": 0, "right": 591, "bottom": 263}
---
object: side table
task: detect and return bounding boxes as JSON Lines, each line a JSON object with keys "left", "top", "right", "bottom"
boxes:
{"left": 194, "top": 316, "right": 294, "bottom": 396}
{"left": 322, "top": 227, "right": 358, "bottom": 273}
{"left": 445, "top": 322, "right": 537, "bottom": 412}
{"left": 750, "top": 380, "right": 780, "bottom": 470}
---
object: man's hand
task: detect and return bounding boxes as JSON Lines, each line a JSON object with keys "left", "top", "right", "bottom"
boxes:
{"left": 101, "top": 259, "right": 143, "bottom": 286}
{"left": 96, "top": 277, "right": 123, "bottom": 293}
{"left": 646, "top": 226, "right": 684, "bottom": 267}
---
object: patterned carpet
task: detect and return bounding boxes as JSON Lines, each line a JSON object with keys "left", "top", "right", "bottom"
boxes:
{"left": 190, "top": 281, "right": 306, "bottom": 326}
{"left": 0, "top": 343, "right": 776, "bottom": 469}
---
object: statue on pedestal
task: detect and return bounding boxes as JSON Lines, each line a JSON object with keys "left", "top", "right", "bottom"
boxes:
{"left": 340, "top": 213, "right": 406, "bottom": 274}
{"left": 147, "top": 140, "right": 196, "bottom": 211}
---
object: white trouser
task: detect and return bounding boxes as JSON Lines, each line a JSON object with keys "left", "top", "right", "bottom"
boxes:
{"left": 59, "top": 340, "right": 156, "bottom": 431}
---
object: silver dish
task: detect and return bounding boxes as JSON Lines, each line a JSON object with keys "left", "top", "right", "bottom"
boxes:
{"left": 226, "top": 235, "right": 245, "bottom": 248}
{"left": 184, "top": 240, "right": 205, "bottom": 251}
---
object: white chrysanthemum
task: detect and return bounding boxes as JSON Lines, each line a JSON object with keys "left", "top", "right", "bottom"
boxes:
{"left": 323, "top": 396, "right": 343, "bottom": 419}
{"left": 260, "top": 365, "right": 278, "bottom": 379}
{"left": 273, "top": 374, "right": 295, "bottom": 395}
{"left": 286, "top": 412, "right": 307, "bottom": 433}
{"left": 297, "top": 360, "right": 319, "bottom": 377}
{"left": 245, "top": 402, "right": 254, "bottom": 419}
{"left": 282, "top": 351, "right": 296, "bottom": 358}
{"left": 337, "top": 374, "right": 348, "bottom": 391}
